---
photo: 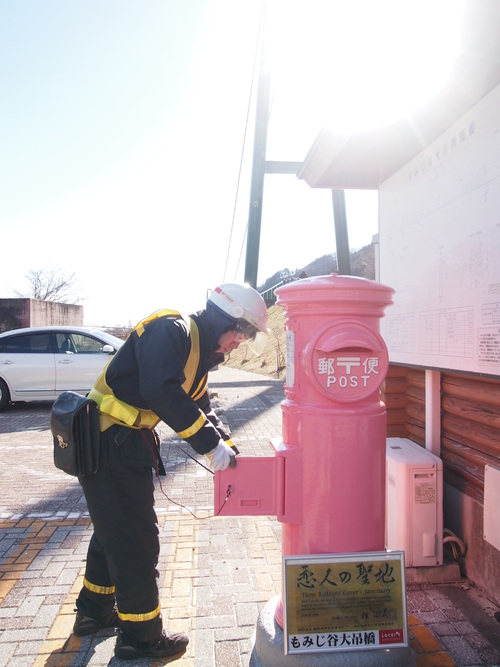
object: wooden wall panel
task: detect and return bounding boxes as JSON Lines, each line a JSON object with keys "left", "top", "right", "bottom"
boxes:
{"left": 405, "top": 369, "right": 425, "bottom": 446}
{"left": 441, "top": 372, "right": 500, "bottom": 503}
{"left": 381, "top": 365, "right": 409, "bottom": 438}
{"left": 383, "top": 366, "right": 500, "bottom": 503}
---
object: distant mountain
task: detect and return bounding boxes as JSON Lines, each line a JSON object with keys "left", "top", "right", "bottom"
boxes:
{"left": 225, "top": 243, "right": 377, "bottom": 380}
{"left": 257, "top": 243, "right": 376, "bottom": 294}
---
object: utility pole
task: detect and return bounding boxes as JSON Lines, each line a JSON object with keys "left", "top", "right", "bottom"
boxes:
{"left": 332, "top": 189, "right": 352, "bottom": 275}
{"left": 244, "top": 5, "right": 270, "bottom": 289}
{"left": 244, "top": 1, "right": 352, "bottom": 287}
{"left": 243, "top": 4, "right": 303, "bottom": 288}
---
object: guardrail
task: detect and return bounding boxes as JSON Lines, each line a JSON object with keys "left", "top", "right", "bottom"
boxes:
{"left": 259, "top": 278, "right": 296, "bottom": 305}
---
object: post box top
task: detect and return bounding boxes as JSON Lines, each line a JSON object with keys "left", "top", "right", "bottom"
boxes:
{"left": 275, "top": 274, "right": 394, "bottom": 312}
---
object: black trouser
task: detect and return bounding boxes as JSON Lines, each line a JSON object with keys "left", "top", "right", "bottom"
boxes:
{"left": 76, "top": 426, "right": 163, "bottom": 642}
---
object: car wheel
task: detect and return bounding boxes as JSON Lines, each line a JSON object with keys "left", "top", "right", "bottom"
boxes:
{"left": 0, "top": 378, "right": 10, "bottom": 411}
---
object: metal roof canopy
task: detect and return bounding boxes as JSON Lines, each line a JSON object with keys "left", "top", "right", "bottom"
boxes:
{"left": 298, "top": 0, "right": 500, "bottom": 190}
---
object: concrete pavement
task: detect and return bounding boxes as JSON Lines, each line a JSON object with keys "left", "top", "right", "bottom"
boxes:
{"left": 0, "top": 365, "right": 499, "bottom": 666}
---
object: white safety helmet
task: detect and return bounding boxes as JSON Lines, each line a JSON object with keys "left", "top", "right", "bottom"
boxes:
{"left": 208, "top": 283, "right": 269, "bottom": 335}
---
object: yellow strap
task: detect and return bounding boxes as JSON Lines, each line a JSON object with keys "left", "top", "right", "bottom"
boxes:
{"left": 178, "top": 413, "right": 206, "bottom": 439}
{"left": 90, "top": 311, "right": 201, "bottom": 432}
{"left": 134, "top": 309, "right": 199, "bottom": 394}
{"left": 99, "top": 413, "right": 116, "bottom": 432}
{"left": 99, "top": 392, "right": 140, "bottom": 425}
{"left": 117, "top": 603, "right": 161, "bottom": 623}
{"left": 135, "top": 309, "right": 181, "bottom": 337}
{"left": 83, "top": 577, "right": 116, "bottom": 595}
{"left": 182, "top": 316, "right": 199, "bottom": 393}
{"left": 89, "top": 382, "right": 160, "bottom": 430}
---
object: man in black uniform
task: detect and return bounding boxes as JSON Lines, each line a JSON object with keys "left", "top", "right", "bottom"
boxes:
{"left": 72, "top": 283, "right": 269, "bottom": 662}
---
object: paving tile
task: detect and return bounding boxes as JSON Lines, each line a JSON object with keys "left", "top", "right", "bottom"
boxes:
{"left": 412, "top": 622, "right": 447, "bottom": 652}
{"left": 1, "top": 367, "right": 499, "bottom": 666}
{"left": 439, "top": 635, "right": 484, "bottom": 666}
{"left": 0, "top": 644, "right": 17, "bottom": 665}
{"left": 15, "top": 595, "right": 44, "bottom": 617}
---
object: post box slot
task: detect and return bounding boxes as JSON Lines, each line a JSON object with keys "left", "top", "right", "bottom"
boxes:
{"left": 240, "top": 499, "right": 259, "bottom": 507}
{"left": 214, "top": 457, "right": 278, "bottom": 517}
{"left": 213, "top": 446, "right": 304, "bottom": 523}
{"left": 316, "top": 328, "right": 383, "bottom": 353}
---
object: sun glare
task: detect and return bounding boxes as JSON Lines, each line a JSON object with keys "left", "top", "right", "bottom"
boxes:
{"left": 266, "top": 0, "right": 465, "bottom": 137}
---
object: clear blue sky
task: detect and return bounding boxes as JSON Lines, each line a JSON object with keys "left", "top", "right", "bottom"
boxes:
{"left": 0, "top": 0, "right": 463, "bottom": 326}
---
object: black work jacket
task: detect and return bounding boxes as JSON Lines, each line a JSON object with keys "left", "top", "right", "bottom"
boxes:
{"left": 104, "top": 310, "right": 229, "bottom": 455}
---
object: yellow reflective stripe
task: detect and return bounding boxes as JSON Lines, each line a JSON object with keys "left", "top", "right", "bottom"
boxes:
{"left": 83, "top": 577, "right": 115, "bottom": 595}
{"left": 178, "top": 413, "right": 206, "bottom": 439}
{"left": 191, "top": 375, "right": 207, "bottom": 402}
{"left": 117, "top": 603, "right": 161, "bottom": 623}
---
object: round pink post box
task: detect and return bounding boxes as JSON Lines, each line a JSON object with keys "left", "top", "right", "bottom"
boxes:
{"left": 274, "top": 273, "right": 394, "bottom": 626}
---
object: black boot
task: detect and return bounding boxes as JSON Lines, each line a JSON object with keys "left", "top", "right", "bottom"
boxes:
{"left": 114, "top": 629, "right": 189, "bottom": 661}
{"left": 73, "top": 608, "right": 119, "bottom": 636}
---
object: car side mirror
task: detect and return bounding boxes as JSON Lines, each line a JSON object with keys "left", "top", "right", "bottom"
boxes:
{"left": 102, "top": 344, "right": 116, "bottom": 355}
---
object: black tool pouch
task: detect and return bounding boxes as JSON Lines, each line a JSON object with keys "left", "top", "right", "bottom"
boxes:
{"left": 50, "top": 392, "right": 100, "bottom": 476}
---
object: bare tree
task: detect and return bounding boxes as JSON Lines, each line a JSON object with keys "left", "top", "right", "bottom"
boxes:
{"left": 15, "top": 267, "right": 83, "bottom": 303}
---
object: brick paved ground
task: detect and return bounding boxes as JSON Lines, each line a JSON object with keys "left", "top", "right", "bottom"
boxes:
{"left": 0, "top": 366, "right": 499, "bottom": 666}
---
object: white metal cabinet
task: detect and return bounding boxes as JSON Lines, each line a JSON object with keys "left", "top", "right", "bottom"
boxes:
{"left": 386, "top": 437, "right": 443, "bottom": 567}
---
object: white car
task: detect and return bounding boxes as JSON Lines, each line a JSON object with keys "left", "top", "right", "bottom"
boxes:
{"left": 0, "top": 326, "right": 124, "bottom": 411}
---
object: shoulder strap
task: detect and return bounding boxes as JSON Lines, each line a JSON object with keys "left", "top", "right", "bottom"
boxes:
{"left": 182, "top": 316, "right": 199, "bottom": 394}
{"left": 134, "top": 310, "right": 200, "bottom": 394}
{"left": 135, "top": 309, "right": 181, "bottom": 337}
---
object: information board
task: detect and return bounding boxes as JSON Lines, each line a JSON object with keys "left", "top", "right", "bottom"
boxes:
{"left": 283, "top": 551, "right": 408, "bottom": 656}
{"left": 379, "top": 83, "right": 500, "bottom": 375}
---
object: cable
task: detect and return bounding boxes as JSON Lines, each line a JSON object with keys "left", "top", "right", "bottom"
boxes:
{"left": 443, "top": 528, "right": 467, "bottom": 559}
{"left": 232, "top": 3, "right": 277, "bottom": 283}
{"left": 141, "top": 431, "right": 234, "bottom": 520}
{"left": 176, "top": 444, "right": 214, "bottom": 474}
{"left": 234, "top": 82, "right": 276, "bottom": 282}
{"left": 223, "top": 0, "right": 265, "bottom": 282}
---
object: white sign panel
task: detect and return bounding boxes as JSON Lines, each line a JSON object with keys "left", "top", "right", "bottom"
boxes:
{"left": 379, "top": 83, "right": 500, "bottom": 375}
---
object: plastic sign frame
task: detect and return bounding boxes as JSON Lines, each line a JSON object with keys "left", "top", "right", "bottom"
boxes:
{"left": 283, "top": 550, "right": 408, "bottom": 656}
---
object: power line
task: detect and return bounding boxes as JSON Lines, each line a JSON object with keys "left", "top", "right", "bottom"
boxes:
{"left": 223, "top": 1, "right": 265, "bottom": 283}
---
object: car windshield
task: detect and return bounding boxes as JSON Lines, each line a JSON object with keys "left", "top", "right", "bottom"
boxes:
{"left": 88, "top": 330, "right": 124, "bottom": 347}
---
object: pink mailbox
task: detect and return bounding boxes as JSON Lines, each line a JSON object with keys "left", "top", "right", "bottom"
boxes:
{"left": 214, "top": 274, "right": 394, "bottom": 627}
